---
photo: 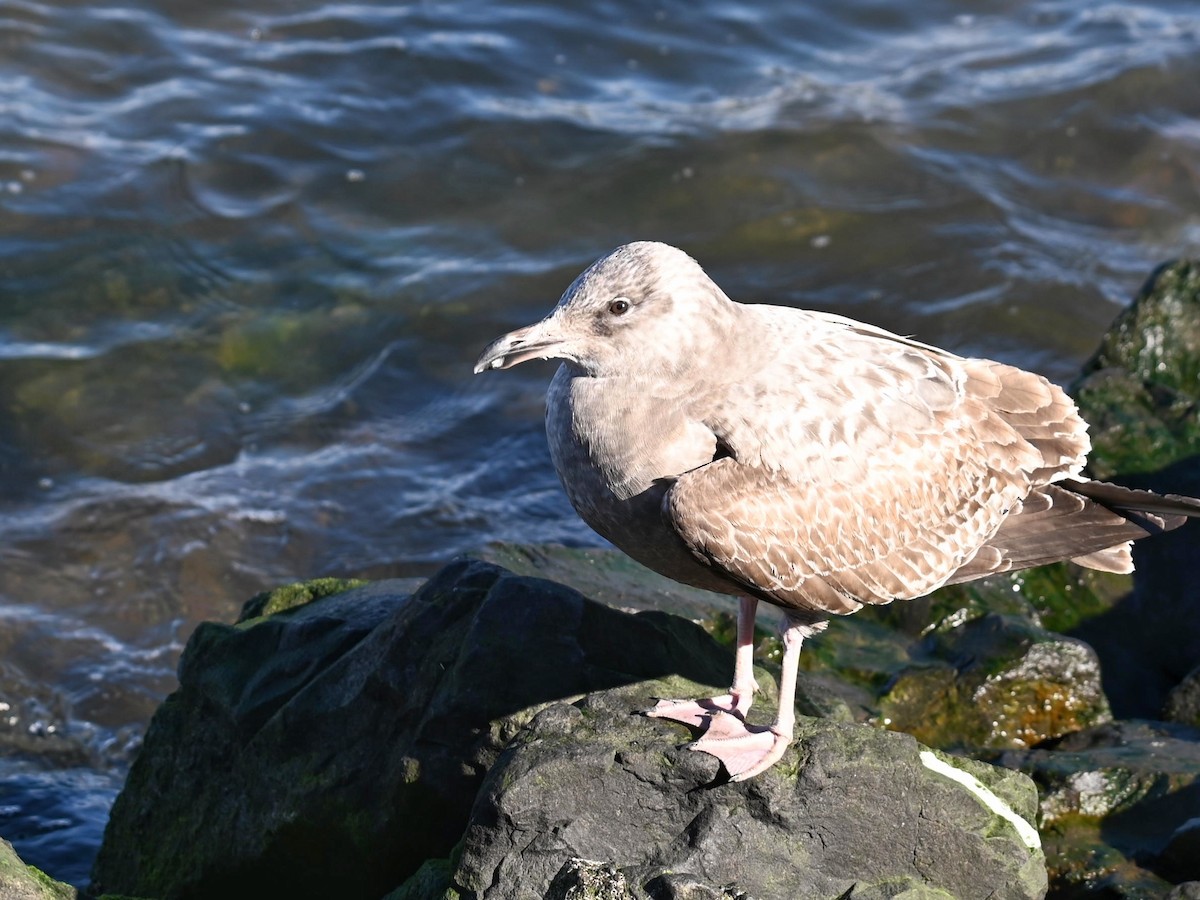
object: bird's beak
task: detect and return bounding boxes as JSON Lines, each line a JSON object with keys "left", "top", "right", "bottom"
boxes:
{"left": 473, "top": 318, "right": 567, "bottom": 373}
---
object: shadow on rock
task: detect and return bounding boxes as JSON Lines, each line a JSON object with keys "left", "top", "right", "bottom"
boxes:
{"left": 1068, "top": 454, "right": 1200, "bottom": 719}
{"left": 88, "top": 559, "right": 732, "bottom": 900}
{"left": 88, "top": 558, "right": 1048, "bottom": 900}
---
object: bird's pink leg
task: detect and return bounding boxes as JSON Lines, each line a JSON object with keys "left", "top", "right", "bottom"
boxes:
{"left": 686, "top": 616, "right": 827, "bottom": 781}
{"left": 645, "top": 596, "right": 759, "bottom": 727}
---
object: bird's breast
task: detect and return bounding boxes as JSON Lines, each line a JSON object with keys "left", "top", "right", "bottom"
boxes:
{"left": 544, "top": 366, "right": 723, "bottom": 576}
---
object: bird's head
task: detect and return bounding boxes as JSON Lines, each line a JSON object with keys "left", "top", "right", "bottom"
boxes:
{"left": 474, "top": 241, "right": 738, "bottom": 379}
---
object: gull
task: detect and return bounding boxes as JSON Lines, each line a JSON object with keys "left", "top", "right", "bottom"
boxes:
{"left": 475, "top": 241, "right": 1200, "bottom": 781}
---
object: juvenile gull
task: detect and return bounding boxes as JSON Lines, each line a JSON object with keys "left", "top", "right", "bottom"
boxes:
{"left": 474, "top": 241, "right": 1200, "bottom": 781}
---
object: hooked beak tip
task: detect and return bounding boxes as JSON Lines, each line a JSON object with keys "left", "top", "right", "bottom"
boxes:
{"left": 473, "top": 322, "right": 562, "bottom": 374}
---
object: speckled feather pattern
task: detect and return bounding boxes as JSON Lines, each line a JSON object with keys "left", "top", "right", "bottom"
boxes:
{"left": 660, "top": 310, "right": 1083, "bottom": 614}
{"left": 497, "top": 242, "right": 1200, "bottom": 620}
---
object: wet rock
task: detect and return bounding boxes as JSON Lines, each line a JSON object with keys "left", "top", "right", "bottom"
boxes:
{"left": 878, "top": 613, "right": 1110, "bottom": 752}
{"left": 1067, "top": 259, "right": 1200, "bottom": 719}
{"left": 92, "top": 560, "right": 1045, "bottom": 900}
{"left": 0, "top": 837, "right": 76, "bottom": 900}
{"left": 1157, "top": 819, "right": 1200, "bottom": 884}
{"left": 8, "top": 360, "right": 242, "bottom": 483}
{"left": 998, "top": 720, "right": 1200, "bottom": 894}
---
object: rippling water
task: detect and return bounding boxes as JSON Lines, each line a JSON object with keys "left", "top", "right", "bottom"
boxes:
{"left": 1, "top": 0, "right": 1198, "bottom": 885}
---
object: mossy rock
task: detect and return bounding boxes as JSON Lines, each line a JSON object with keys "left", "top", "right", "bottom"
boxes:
{"left": 0, "top": 838, "right": 77, "bottom": 900}
{"left": 1072, "top": 259, "right": 1200, "bottom": 479}
{"left": 878, "top": 613, "right": 1111, "bottom": 752}
{"left": 1038, "top": 819, "right": 1174, "bottom": 899}
{"left": 237, "top": 576, "right": 370, "bottom": 621}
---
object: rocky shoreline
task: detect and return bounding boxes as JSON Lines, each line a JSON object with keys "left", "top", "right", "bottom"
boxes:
{"left": 4, "top": 261, "right": 1200, "bottom": 899}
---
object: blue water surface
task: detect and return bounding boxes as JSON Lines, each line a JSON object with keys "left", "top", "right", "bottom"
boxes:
{"left": 1, "top": 0, "right": 1198, "bottom": 885}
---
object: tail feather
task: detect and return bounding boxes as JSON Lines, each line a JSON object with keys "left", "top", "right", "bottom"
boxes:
{"left": 1071, "top": 544, "right": 1133, "bottom": 574}
{"left": 1062, "top": 478, "right": 1200, "bottom": 528}
{"left": 947, "top": 478, "right": 1199, "bottom": 583}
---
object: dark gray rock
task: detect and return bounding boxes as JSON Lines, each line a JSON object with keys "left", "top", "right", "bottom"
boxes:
{"left": 1068, "top": 259, "right": 1200, "bottom": 719}
{"left": 440, "top": 683, "right": 1045, "bottom": 899}
{"left": 1157, "top": 819, "right": 1200, "bottom": 884}
{"left": 90, "top": 560, "right": 734, "bottom": 900}
{"left": 475, "top": 543, "right": 733, "bottom": 621}
{"left": 93, "top": 559, "right": 1045, "bottom": 900}
{"left": 1068, "top": 476, "right": 1200, "bottom": 719}
{"left": 998, "top": 720, "right": 1200, "bottom": 894}
{"left": 1165, "top": 664, "right": 1200, "bottom": 728}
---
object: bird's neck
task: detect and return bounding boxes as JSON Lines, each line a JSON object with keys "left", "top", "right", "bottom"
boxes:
{"left": 547, "top": 366, "right": 718, "bottom": 502}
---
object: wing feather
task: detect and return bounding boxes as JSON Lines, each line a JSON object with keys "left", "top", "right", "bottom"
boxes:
{"left": 662, "top": 311, "right": 1097, "bottom": 616}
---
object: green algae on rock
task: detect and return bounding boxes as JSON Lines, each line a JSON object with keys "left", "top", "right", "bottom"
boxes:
{"left": 999, "top": 720, "right": 1200, "bottom": 894}
{"left": 1072, "top": 259, "right": 1200, "bottom": 480}
{"left": 92, "top": 559, "right": 1046, "bottom": 900}
{"left": 237, "top": 575, "right": 370, "bottom": 621}
{"left": 0, "top": 838, "right": 76, "bottom": 900}
{"left": 879, "top": 614, "right": 1111, "bottom": 752}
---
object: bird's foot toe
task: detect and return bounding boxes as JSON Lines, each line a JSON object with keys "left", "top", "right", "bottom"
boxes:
{"left": 687, "top": 713, "right": 792, "bottom": 781}
{"left": 644, "top": 694, "right": 742, "bottom": 728}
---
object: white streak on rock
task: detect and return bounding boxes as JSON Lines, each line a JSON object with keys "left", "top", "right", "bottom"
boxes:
{"left": 919, "top": 750, "right": 1041, "bottom": 850}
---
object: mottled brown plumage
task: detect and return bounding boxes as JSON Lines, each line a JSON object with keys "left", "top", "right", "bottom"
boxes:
{"left": 475, "top": 241, "right": 1200, "bottom": 780}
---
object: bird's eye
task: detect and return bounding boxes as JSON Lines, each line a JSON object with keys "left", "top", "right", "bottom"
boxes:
{"left": 608, "top": 298, "right": 631, "bottom": 316}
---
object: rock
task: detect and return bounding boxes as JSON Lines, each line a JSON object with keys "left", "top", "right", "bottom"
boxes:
{"left": 381, "top": 858, "right": 454, "bottom": 900}
{"left": 998, "top": 720, "right": 1200, "bottom": 894}
{"left": 10, "top": 362, "right": 243, "bottom": 483}
{"left": 0, "top": 837, "right": 76, "bottom": 900}
{"left": 1158, "top": 818, "right": 1200, "bottom": 883}
{"left": 90, "top": 562, "right": 733, "bottom": 899}
{"left": 476, "top": 543, "right": 733, "bottom": 621}
{"left": 92, "top": 560, "right": 1046, "bottom": 900}
{"left": 438, "top": 685, "right": 1044, "bottom": 899}
{"left": 1072, "top": 260, "right": 1200, "bottom": 481}
{"left": 1164, "top": 664, "right": 1200, "bottom": 728}
{"left": 1067, "top": 259, "right": 1200, "bottom": 719}
{"left": 878, "top": 613, "right": 1111, "bottom": 752}
{"left": 544, "top": 858, "right": 631, "bottom": 900}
